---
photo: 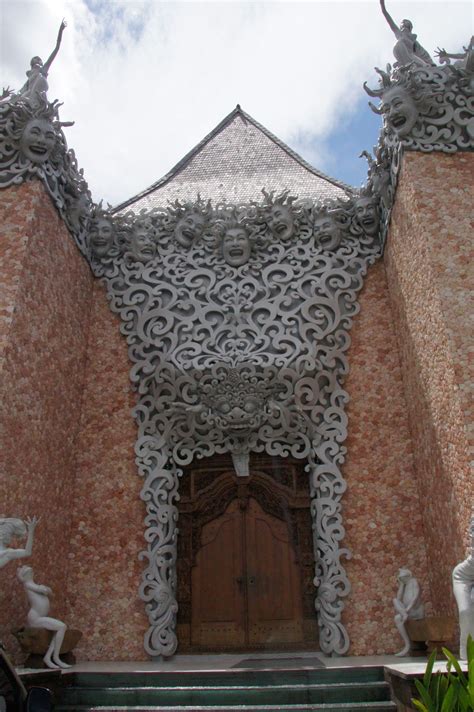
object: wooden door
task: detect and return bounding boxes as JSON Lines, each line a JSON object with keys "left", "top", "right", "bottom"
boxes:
{"left": 191, "top": 497, "right": 303, "bottom": 649}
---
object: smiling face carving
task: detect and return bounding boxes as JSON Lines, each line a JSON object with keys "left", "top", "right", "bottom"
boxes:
{"left": 269, "top": 204, "right": 294, "bottom": 241}
{"left": 89, "top": 218, "right": 115, "bottom": 258}
{"left": 222, "top": 227, "right": 251, "bottom": 267}
{"left": 355, "top": 197, "right": 380, "bottom": 236}
{"left": 381, "top": 86, "right": 418, "bottom": 137}
{"left": 19, "top": 118, "right": 56, "bottom": 163}
{"left": 313, "top": 215, "right": 343, "bottom": 251}
{"left": 175, "top": 211, "right": 205, "bottom": 248}
{"left": 213, "top": 393, "right": 265, "bottom": 436}
{"left": 131, "top": 227, "right": 156, "bottom": 263}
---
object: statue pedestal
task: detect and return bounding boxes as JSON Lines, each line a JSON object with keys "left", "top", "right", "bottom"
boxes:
{"left": 406, "top": 617, "right": 456, "bottom": 656}
{"left": 12, "top": 627, "right": 82, "bottom": 668}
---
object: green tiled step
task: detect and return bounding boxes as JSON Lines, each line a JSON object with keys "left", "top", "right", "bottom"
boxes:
{"left": 56, "top": 703, "right": 397, "bottom": 712}
{"left": 57, "top": 680, "right": 391, "bottom": 706}
{"left": 66, "top": 667, "right": 386, "bottom": 688}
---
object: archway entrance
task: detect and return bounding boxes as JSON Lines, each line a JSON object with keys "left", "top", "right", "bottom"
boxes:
{"left": 177, "top": 454, "right": 318, "bottom": 652}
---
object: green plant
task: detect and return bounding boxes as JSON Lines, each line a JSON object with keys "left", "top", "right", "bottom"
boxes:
{"left": 411, "top": 635, "right": 474, "bottom": 712}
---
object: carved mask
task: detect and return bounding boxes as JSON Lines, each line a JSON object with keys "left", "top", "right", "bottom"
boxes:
{"left": 89, "top": 218, "right": 115, "bottom": 258}
{"left": 213, "top": 394, "right": 265, "bottom": 435}
{"left": 269, "top": 204, "right": 294, "bottom": 241}
{"left": 175, "top": 212, "right": 205, "bottom": 248}
{"left": 19, "top": 118, "right": 56, "bottom": 163}
{"left": 222, "top": 228, "right": 251, "bottom": 267}
{"left": 313, "top": 216, "right": 342, "bottom": 251}
{"left": 355, "top": 198, "right": 380, "bottom": 236}
{"left": 381, "top": 86, "right": 418, "bottom": 137}
{"left": 131, "top": 228, "right": 156, "bottom": 263}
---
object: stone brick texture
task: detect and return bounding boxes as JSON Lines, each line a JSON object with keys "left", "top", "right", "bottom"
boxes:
{"left": 384, "top": 151, "right": 473, "bottom": 616}
{"left": 0, "top": 149, "right": 471, "bottom": 661}
{"left": 0, "top": 181, "right": 93, "bottom": 659}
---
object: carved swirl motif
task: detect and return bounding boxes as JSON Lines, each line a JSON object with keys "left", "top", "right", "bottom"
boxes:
{"left": 96, "top": 194, "right": 381, "bottom": 656}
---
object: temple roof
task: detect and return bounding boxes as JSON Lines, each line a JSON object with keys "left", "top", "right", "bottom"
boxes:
{"left": 113, "top": 106, "right": 352, "bottom": 213}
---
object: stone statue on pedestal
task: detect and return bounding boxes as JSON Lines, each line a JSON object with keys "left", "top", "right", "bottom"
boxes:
{"left": 0, "top": 517, "right": 38, "bottom": 569}
{"left": 17, "top": 566, "right": 71, "bottom": 669}
{"left": 452, "top": 515, "right": 474, "bottom": 660}
{"left": 393, "top": 568, "right": 424, "bottom": 656}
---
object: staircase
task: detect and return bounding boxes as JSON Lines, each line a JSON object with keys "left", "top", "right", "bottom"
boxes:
{"left": 54, "top": 666, "right": 397, "bottom": 711}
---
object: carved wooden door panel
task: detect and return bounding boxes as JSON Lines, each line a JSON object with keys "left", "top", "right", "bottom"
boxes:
{"left": 191, "top": 499, "right": 246, "bottom": 648}
{"left": 246, "top": 498, "right": 303, "bottom": 646}
{"left": 191, "top": 496, "right": 303, "bottom": 649}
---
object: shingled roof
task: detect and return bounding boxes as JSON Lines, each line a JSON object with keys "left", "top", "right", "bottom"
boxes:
{"left": 113, "top": 105, "right": 352, "bottom": 213}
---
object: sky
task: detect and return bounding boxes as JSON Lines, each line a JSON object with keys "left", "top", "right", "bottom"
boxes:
{"left": 1, "top": 0, "right": 472, "bottom": 206}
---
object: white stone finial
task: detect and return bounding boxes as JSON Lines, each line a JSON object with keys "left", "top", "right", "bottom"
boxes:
{"left": 393, "top": 568, "right": 424, "bottom": 656}
{"left": 17, "top": 566, "right": 71, "bottom": 669}
{"left": 0, "top": 516, "right": 39, "bottom": 569}
{"left": 452, "top": 514, "right": 474, "bottom": 660}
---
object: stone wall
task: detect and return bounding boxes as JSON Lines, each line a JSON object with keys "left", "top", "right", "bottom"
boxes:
{"left": 384, "top": 151, "right": 473, "bottom": 616}
{"left": 343, "top": 261, "right": 431, "bottom": 655}
{"left": 0, "top": 181, "right": 93, "bottom": 654}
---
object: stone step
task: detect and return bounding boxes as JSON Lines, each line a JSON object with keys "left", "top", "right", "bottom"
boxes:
{"left": 56, "top": 704, "right": 397, "bottom": 712}
{"left": 57, "top": 680, "right": 392, "bottom": 707}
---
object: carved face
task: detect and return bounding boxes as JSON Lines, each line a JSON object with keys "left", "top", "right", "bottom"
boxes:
{"left": 130, "top": 227, "right": 156, "bottom": 263}
{"left": 381, "top": 86, "right": 418, "bottom": 137}
{"left": 19, "top": 118, "right": 56, "bottom": 163}
{"left": 355, "top": 198, "right": 380, "bottom": 236}
{"left": 30, "top": 56, "right": 43, "bottom": 69}
{"left": 222, "top": 228, "right": 251, "bottom": 267}
{"left": 313, "top": 215, "right": 342, "bottom": 251}
{"left": 269, "top": 204, "right": 294, "bottom": 241}
{"left": 89, "top": 218, "right": 115, "bottom": 258}
{"left": 175, "top": 212, "right": 205, "bottom": 248}
{"left": 213, "top": 393, "right": 265, "bottom": 435}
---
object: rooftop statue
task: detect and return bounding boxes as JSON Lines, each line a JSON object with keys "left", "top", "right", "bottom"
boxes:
{"left": 0, "top": 517, "right": 38, "bottom": 569}
{"left": 379, "top": 0, "right": 433, "bottom": 67}
{"left": 452, "top": 515, "right": 474, "bottom": 660}
{"left": 393, "top": 568, "right": 424, "bottom": 656}
{"left": 19, "top": 20, "right": 67, "bottom": 106}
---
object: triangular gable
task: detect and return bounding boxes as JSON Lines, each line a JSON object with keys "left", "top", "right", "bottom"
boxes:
{"left": 114, "top": 106, "right": 352, "bottom": 212}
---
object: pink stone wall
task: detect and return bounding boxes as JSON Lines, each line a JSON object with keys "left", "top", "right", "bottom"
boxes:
{"left": 384, "top": 152, "right": 473, "bottom": 616}
{"left": 0, "top": 181, "right": 93, "bottom": 655}
{"left": 65, "top": 281, "right": 148, "bottom": 660}
{"left": 343, "top": 262, "right": 430, "bottom": 655}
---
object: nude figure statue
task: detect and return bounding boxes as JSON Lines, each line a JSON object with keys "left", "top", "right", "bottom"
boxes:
{"left": 452, "top": 515, "right": 474, "bottom": 660}
{"left": 17, "top": 566, "right": 71, "bottom": 669}
{"left": 379, "top": 0, "right": 433, "bottom": 67}
{"left": 393, "top": 568, "right": 424, "bottom": 656}
{"left": 0, "top": 517, "right": 38, "bottom": 569}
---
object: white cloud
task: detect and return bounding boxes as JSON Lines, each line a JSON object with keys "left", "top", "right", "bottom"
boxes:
{"left": 1, "top": 0, "right": 471, "bottom": 204}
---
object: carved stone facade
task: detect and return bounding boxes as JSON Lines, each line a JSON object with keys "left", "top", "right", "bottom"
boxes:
{"left": 0, "top": 18, "right": 472, "bottom": 662}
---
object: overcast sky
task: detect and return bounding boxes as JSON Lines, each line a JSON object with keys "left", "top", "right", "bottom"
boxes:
{"left": 1, "top": 0, "right": 471, "bottom": 206}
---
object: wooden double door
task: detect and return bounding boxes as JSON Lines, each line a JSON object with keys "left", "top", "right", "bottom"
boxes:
{"left": 191, "top": 496, "right": 304, "bottom": 649}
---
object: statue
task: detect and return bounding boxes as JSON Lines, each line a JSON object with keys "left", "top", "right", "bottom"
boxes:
{"left": 19, "top": 117, "right": 57, "bottom": 164}
{"left": 17, "top": 566, "right": 71, "bottom": 670}
{"left": 129, "top": 222, "right": 157, "bottom": 263}
{"left": 354, "top": 196, "right": 380, "bottom": 237}
{"left": 19, "top": 20, "right": 67, "bottom": 106}
{"left": 452, "top": 515, "right": 474, "bottom": 660}
{"left": 89, "top": 216, "right": 116, "bottom": 259}
{"left": 0, "top": 517, "right": 38, "bottom": 569}
{"left": 313, "top": 210, "right": 343, "bottom": 251}
{"left": 379, "top": 1, "right": 433, "bottom": 67}
{"left": 393, "top": 568, "right": 424, "bottom": 656}
{"left": 221, "top": 224, "right": 251, "bottom": 267}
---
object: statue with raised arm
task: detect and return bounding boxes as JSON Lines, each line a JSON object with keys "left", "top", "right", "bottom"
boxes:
{"left": 379, "top": 0, "right": 433, "bottom": 67}
{"left": 17, "top": 566, "right": 71, "bottom": 670}
{"left": 0, "top": 517, "right": 38, "bottom": 569}
{"left": 393, "top": 568, "right": 424, "bottom": 656}
{"left": 452, "top": 515, "right": 474, "bottom": 660}
{"left": 19, "top": 20, "right": 67, "bottom": 106}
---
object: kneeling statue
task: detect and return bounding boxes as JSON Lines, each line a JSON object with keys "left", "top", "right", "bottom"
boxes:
{"left": 393, "top": 568, "right": 424, "bottom": 656}
{"left": 17, "top": 566, "right": 71, "bottom": 669}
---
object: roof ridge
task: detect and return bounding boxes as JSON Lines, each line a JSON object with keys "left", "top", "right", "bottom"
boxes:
{"left": 113, "top": 105, "right": 353, "bottom": 213}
